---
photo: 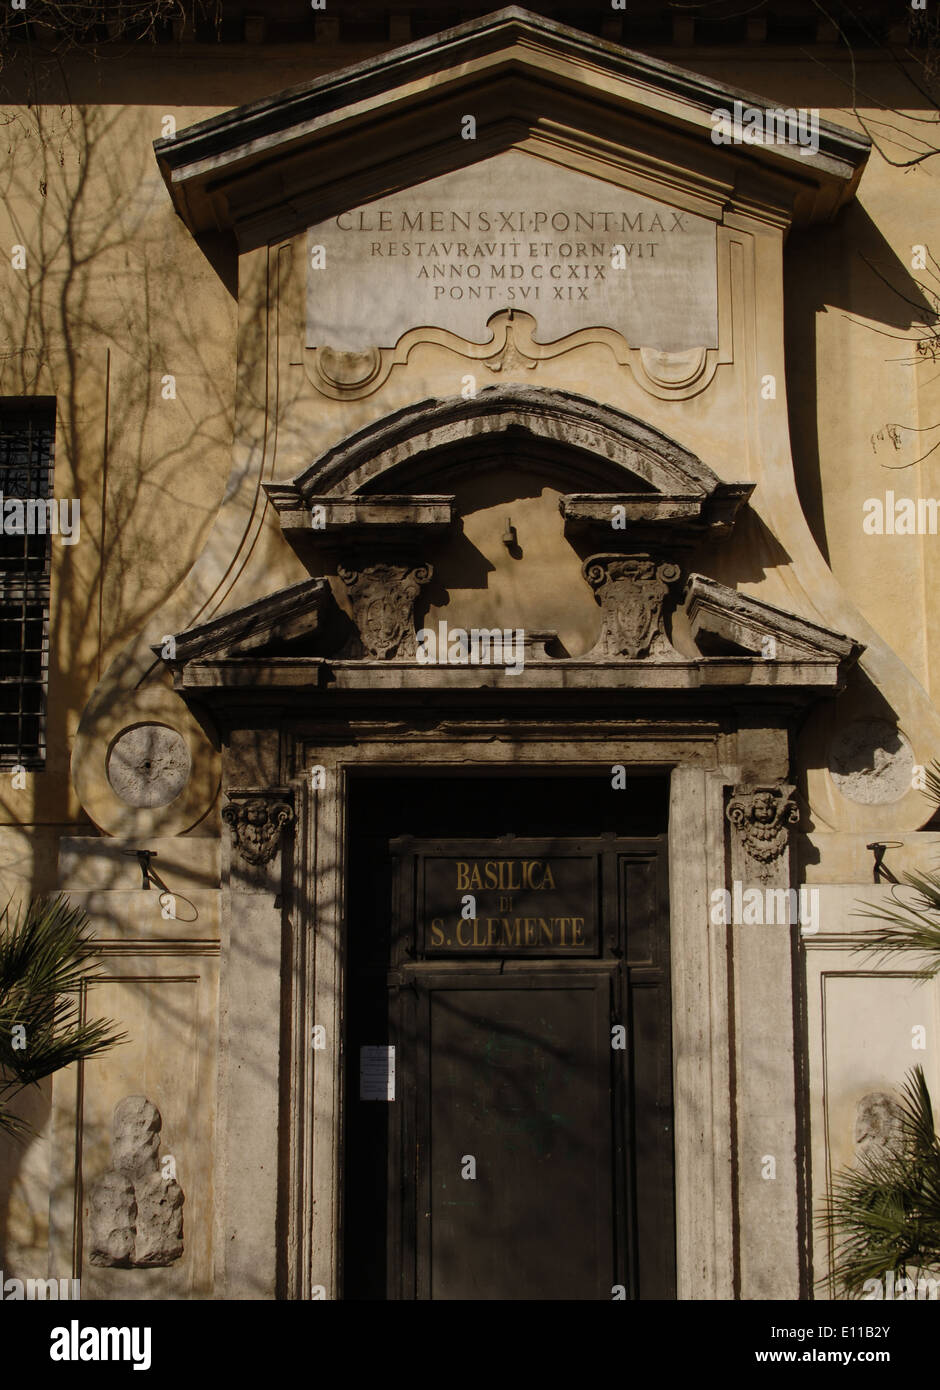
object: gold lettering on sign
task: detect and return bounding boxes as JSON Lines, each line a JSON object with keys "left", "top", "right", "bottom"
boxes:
{"left": 427, "top": 915, "right": 590, "bottom": 949}
{"left": 425, "top": 857, "right": 591, "bottom": 951}
{"left": 455, "top": 860, "right": 557, "bottom": 891}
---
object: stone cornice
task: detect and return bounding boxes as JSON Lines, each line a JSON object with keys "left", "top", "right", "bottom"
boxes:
{"left": 154, "top": 6, "right": 869, "bottom": 245}
{"left": 264, "top": 492, "right": 456, "bottom": 541}
{"left": 156, "top": 577, "right": 334, "bottom": 662}
{"left": 154, "top": 562, "right": 863, "bottom": 694}
{"left": 171, "top": 656, "right": 854, "bottom": 703}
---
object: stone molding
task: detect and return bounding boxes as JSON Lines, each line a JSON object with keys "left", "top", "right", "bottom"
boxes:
{"left": 155, "top": 8, "right": 870, "bottom": 248}
{"left": 684, "top": 573, "right": 863, "bottom": 665}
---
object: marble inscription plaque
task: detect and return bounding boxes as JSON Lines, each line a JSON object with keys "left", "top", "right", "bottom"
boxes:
{"left": 306, "top": 152, "right": 718, "bottom": 353}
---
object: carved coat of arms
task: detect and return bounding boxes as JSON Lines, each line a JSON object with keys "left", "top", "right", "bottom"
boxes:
{"left": 583, "top": 554, "right": 680, "bottom": 659}
{"left": 338, "top": 562, "right": 432, "bottom": 659}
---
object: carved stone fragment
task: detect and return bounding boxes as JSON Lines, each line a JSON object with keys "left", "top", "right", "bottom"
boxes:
{"left": 88, "top": 1096, "right": 184, "bottom": 1268}
{"left": 854, "top": 1092, "right": 905, "bottom": 1160}
{"left": 133, "top": 1170, "right": 185, "bottom": 1266}
{"left": 88, "top": 1171, "right": 137, "bottom": 1267}
{"left": 337, "top": 561, "right": 432, "bottom": 659}
{"left": 582, "top": 553, "right": 680, "bottom": 659}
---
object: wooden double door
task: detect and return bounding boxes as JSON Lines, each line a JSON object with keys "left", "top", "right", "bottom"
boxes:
{"left": 342, "top": 824, "right": 675, "bottom": 1300}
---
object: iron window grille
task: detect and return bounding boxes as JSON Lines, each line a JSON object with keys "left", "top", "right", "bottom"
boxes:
{"left": 0, "top": 401, "right": 55, "bottom": 767}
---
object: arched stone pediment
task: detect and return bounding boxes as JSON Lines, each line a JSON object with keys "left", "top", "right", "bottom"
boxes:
{"left": 264, "top": 385, "right": 753, "bottom": 544}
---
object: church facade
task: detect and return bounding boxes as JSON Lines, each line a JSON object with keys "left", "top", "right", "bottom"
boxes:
{"left": 1, "top": 4, "right": 938, "bottom": 1301}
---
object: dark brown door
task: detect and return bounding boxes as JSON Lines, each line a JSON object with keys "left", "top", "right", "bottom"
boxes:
{"left": 346, "top": 833, "right": 675, "bottom": 1300}
{"left": 398, "top": 970, "right": 614, "bottom": 1299}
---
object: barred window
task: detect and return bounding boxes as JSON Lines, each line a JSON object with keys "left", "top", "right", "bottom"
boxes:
{"left": 0, "top": 401, "right": 54, "bottom": 766}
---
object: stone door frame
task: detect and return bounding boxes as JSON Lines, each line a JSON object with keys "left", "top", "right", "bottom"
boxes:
{"left": 253, "top": 720, "right": 794, "bottom": 1301}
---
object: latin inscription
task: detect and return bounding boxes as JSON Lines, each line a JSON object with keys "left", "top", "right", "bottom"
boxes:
{"left": 306, "top": 151, "right": 718, "bottom": 353}
{"left": 421, "top": 853, "right": 596, "bottom": 955}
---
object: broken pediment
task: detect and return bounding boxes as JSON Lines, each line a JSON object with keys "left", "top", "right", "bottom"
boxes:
{"left": 263, "top": 386, "right": 754, "bottom": 558}
{"left": 155, "top": 578, "right": 344, "bottom": 663}
{"left": 683, "top": 574, "right": 864, "bottom": 666}
{"left": 159, "top": 563, "right": 862, "bottom": 707}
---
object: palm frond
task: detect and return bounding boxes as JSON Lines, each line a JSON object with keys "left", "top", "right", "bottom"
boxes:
{"left": 853, "top": 872, "right": 940, "bottom": 976}
{"left": 923, "top": 760, "right": 940, "bottom": 809}
{"left": 820, "top": 1066, "right": 940, "bottom": 1296}
{"left": 0, "top": 895, "right": 126, "bottom": 1140}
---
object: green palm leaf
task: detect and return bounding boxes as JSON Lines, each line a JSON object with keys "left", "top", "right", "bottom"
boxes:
{"left": 0, "top": 895, "right": 126, "bottom": 1140}
{"left": 821, "top": 1066, "right": 940, "bottom": 1296}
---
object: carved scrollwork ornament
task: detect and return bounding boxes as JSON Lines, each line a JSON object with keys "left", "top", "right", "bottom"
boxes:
{"left": 582, "top": 552, "right": 681, "bottom": 660}
{"left": 338, "top": 561, "right": 433, "bottom": 659}
{"left": 726, "top": 784, "right": 799, "bottom": 880}
{"left": 222, "top": 796, "right": 294, "bottom": 867}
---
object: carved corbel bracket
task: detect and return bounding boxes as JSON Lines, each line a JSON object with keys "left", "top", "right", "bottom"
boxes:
{"left": 581, "top": 552, "right": 681, "bottom": 660}
{"left": 337, "top": 561, "right": 433, "bottom": 659}
{"left": 222, "top": 788, "right": 294, "bottom": 871}
{"left": 726, "top": 783, "right": 799, "bottom": 882}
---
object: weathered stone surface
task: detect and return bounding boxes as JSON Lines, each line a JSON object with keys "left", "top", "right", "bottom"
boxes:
{"left": 855, "top": 1091, "right": 905, "bottom": 1158}
{"left": 88, "top": 1171, "right": 137, "bottom": 1268}
{"left": 222, "top": 795, "right": 294, "bottom": 867}
{"left": 106, "top": 725, "right": 191, "bottom": 808}
{"left": 829, "top": 718, "right": 913, "bottom": 806}
{"left": 87, "top": 1095, "right": 184, "bottom": 1269}
{"left": 133, "top": 1171, "right": 185, "bottom": 1266}
{"left": 112, "top": 1096, "right": 162, "bottom": 1181}
{"left": 338, "top": 562, "right": 432, "bottom": 660}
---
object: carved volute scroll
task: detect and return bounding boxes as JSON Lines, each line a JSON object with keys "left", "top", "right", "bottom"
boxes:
{"left": 582, "top": 553, "right": 681, "bottom": 660}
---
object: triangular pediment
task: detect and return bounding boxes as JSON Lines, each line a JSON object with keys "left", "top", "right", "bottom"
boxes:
{"left": 159, "top": 578, "right": 341, "bottom": 663}
{"left": 155, "top": 6, "right": 868, "bottom": 251}
{"left": 683, "top": 574, "right": 863, "bottom": 665}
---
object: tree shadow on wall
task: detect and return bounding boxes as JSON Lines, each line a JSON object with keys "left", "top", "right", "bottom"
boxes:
{"left": 784, "top": 202, "right": 936, "bottom": 566}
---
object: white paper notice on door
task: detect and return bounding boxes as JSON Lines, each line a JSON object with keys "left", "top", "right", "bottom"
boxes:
{"left": 360, "top": 1045, "right": 395, "bottom": 1101}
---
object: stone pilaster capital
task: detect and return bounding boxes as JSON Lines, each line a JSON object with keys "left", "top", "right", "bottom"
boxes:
{"left": 222, "top": 787, "right": 294, "bottom": 869}
{"left": 726, "top": 782, "right": 799, "bottom": 881}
